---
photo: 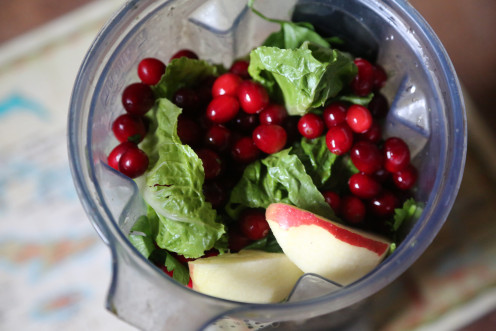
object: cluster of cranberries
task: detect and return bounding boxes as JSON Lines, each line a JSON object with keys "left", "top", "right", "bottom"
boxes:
{"left": 108, "top": 49, "right": 285, "bottom": 251}
{"left": 108, "top": 50, "right": 417, "bottom": 256}
{"left": 318, "top": 59, "right": 418, "bottom": 227}
{"left": 107, "top": 50, "right": 199, "bottom": 177}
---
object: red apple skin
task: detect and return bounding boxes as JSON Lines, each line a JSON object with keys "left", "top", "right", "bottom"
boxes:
{"left": 266, "top": 203, "right": 391, "bottom": 285}
{"left": 266, "top": 203, "right": 389, "bottom": 256}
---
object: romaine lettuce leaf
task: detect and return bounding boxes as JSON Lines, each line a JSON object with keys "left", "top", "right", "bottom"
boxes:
{"left": 290, "top": 136, "right": 338, "bottom": 188}
{"left": 390, "top": 198, "right": 423, "bottom": 233}
{"left": 128, "top": 215, "right": 156, "bottom": 259}
{"left": 387, "top": 198, "right": 424, "bottom": 254}
{"left": 248, "top": 42, "right": 357, "bottom": 116}
{"left": 140, "top": 98, "right": 225, "bottom": 258}
{"left": 243, "top": 233, "right": 282, "bottom": 253}
{"left": 322, "top": 154, "right": 359, "bottom": 193}
{"left": 164, "top": 252, "right": 190, "bottom": 285}
{"left": 248, "top": 0, "right": 329, "bottom": 49}
{"left": 147, "top": 248, "right": 190, "bottom": 285}
{"left": 151, "top": 57, "right": 221, "bottom": 99}
{"left": 225, "top": 148, "right": 336, "bottom": 220}
{"left": 335, "top": 92, "right": 374, "bottom": 107}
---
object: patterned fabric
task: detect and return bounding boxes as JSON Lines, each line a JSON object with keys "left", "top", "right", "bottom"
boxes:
{"left": 0, "top": 1, "right": 134, "bottom": 330}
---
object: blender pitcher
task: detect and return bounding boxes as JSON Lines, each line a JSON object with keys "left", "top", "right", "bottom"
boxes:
{"left": 67, "top": 0, "right": 466, "bottom": 330}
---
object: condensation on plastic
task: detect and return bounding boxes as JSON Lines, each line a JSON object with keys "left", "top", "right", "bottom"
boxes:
{"left": 68, "top": 0, "right": 466, "bottom": 330}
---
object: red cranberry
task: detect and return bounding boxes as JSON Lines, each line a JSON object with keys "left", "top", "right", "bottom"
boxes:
{"left": 206, "top": 95, "right": 239, "bottom": 123}
{"left": 373, "top": 168, "right": 391, "bottom": 184}
{"left": 229, "top": 60, "right": 250, "bottom": 79}
{"left": 177, "top": 115, "right": 202, "bottom": 146}
{"left": 119, "top": 147, "right": 149, "bottom": 178}
{"left": 252, "top": 124, "right": 287, "bottom": 154}
{"left": 173, "top": 87, "right": 199, "bottom": 113}
{"left": 169, "top": 49, "right": 198, "bottom": 62}
{"left": 228, "top": 228, "right": 251, "bottom": 252}
{"left": 203, "top": 181, "right": 227, "bottom": 209}
{"left": 112, "top": 113, "right": 147, "bottom": 143}
{"left": 357, "top": 121, "right": 382, "bottom": 143}
{"left": 108, "top": 141, "right": 136, "bottom": 171}
{"left": 198, "top": 113, "right": 214, "bottom": 131}
{"left": 325, "top": 123, "right": 354, "bottom": 155}
{"left": 373, "top": 65, "right": 387, "bottom": 90}
{"left": 231, "top": 136, "right": 260, "bottom": 163}
{"left": 282, "top": 116, "right": 300, "bottom": 145}
{"left": 212, "top": 73, "right": 242, "bottom": 97}
{"left": 351, "top": 58, "right": 374, "bottom": 96}
{"left": 160, "top": 265, "right": 174, "bottom": 278}
{"left": 369, "top": 191, "right": 398, "bottom": 218}
{"left": 368, "top": 93, "right": 389, "bottom": 119}
{"left": 204, "top": 124, "right": 231, "bottom": 152}
{"left": 137, "top": 57, "right": 166, "bottom": 85}
{"left": 233, "top": 112, "right": 259, "bottom": 133}
{"left": 346, "top": 104, "right": 373, "bottom": 133}
{"left": 298, "top": 113, "right": 325, "bottom": 139}
{"left": 196, "top": 148, "right": 222, "bottom": 180}
{"left": 259, "top": 104, "right": 287, "bottom": 125}
{"left": 122, "top": 83, "right": 155, "bottom": 116}
{"left": 160, "top": 265, "right": 194, "bottom": 288}
{"left": 323, "top": 102, "right": 347, "bottom": 128}
{"left": 196, "top": 84, "right": 213, "bottom": 107}
{"left": 239, "top": 208, "right": 270, "bottom": 240}
{"left": 348, "top": 173, "right": 382, "bottom": 199}
{"left": 237, "top": 80, "right": 269, "bottom": 114}
{"left": 392, "top": 164, "right": 418, "bottom": 190}
{"left": 350, "top": 140, "right": 383, "bottom": 174}
{"left": 322, "top": 191, "right": 341, "bottom": 214}
{"left": 340, "top": 195, "right": 366, "bottom": 224}
{"left": 202, "top": 249, "right": 220, "bottom": 258}
{"left": 201, "top": 75, "right": 217, "bottom": 89}
{"left": 383, "top": 137, "right": 411, "bottom": 173}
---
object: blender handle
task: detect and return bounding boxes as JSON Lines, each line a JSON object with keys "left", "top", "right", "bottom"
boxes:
{"left": 105, "top": 239, "right": 240, "bottom": 331}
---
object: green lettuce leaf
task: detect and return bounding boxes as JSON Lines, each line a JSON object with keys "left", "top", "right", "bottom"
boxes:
{"left": 148, "top": 248, "right": 190, "bottom": 285}
{"left": 151, "top": 57, "right": 221, "bottom": 99}
{"left": 140, "top": 98, "right": 225, "bottom": 258}
{"left": 225, "top": 148, "right": 335, "bottom": 220}
{"left": 248, "top": 0, "right": 329, "bottom": 49}
{"left": 243, "top": 233, "right": 282, "bottom": 253}
{"left": 387, "top": 198, "right": 424, "bottom": 254}
{"left": 248, "top": 42, "right": 357, "bottom": 116}
{"left": 290, "top": 136, "right": 338, "bottom": 188}
{"left": 335, "top": 92, "right": 374, "bottom": 107}
{"left": 263, "top": 22, "right": 330, "bottom": 49}
{"left": 322, "top": 155, "right": 359, "bottom": 193}
{"left": 128, "top": 215, "right": 157, "bottom": 259}
{"left": 164, "top": 252, "right": 190, "bottom": 285}
{"left": 390, "top": 198, "right": 424, "bottom": 233}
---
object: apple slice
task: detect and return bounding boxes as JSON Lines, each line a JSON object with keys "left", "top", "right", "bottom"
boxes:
{"left": 266, "top": 203, "right": 391, "bottom": 285}
{"left": 188, "top": 250, "right": 303, "bottom": 303}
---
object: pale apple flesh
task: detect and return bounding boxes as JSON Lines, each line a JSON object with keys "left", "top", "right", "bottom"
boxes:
{"left": 188, "top": 250, "right": 303, "bottom": 303}
{"left": 266, "top": 203, "right": 391, "bottom": 285}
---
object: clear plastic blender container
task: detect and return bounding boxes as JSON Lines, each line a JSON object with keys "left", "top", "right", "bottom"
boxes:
{"left": 67, "top": 0, "right": 466, "bottom": 330}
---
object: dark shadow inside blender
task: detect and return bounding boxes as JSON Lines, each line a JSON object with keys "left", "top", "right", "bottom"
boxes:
{"left": 292, "top": 2, "right": 380, "bottom": 62}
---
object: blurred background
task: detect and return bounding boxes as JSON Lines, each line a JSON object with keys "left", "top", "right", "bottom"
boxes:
{"left": 0, "top": 0, "right": 495, "bottom": 330}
